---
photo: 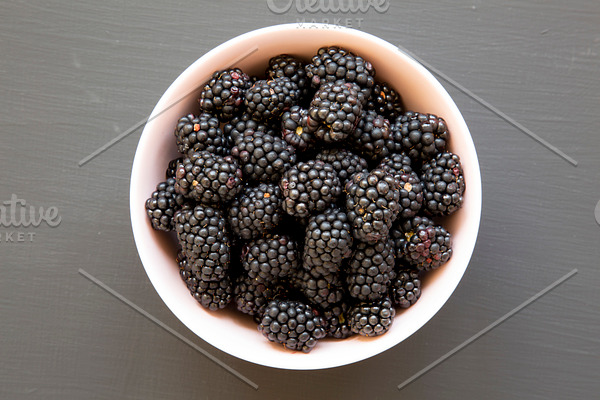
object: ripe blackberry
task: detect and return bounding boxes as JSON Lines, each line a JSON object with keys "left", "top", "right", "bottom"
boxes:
{"left": 350, "top": 110, "right": 391, "bottom": 162}
{"left": 227, "top": 183, "right": 282, "bottom": 240}
{"left": 391, "top": 268, "right": 422, "bottom": 309}
{"left": 199, "top": 68, "right": 251, "bottom": 121}
{"left": 174, "top": 113, "right": 229, "bottom": 156}
{"left": 294, "top": 268, "right": 345, "bottom": 310}
{"left": 166, "top": 157, "right": 183, "bottom": 179}
{"left": 230, "top": 130, "right": 297, "bottom": 183}
{"left": 379, "top": 153, "right": 423, "bottom": 218}
{"left": 346, "top": 239, "right": 396, "bottom": 301}
{"left": 404, "top": 222, "right": 452, "bottom": 271}
{"left": 305, "top": 46, "right": 375, "bottom": 98}
{"left": 223, "top": 113, "right": 278, "bottom": 146}
{"left": 244, "top": 77, "right": 300, "bottom": 122}
{"left": 174, "top": 151, "right": 243, "bottom": 205}
{"left": 241, "top": 234, "right": 299, "bottom": 284}
{"left": 174, "top": 204, "right": 231, "bottom": 281}
{"left": 281, "top": 106, "right": 316, "bottom": 151}
{"left": 390, "top": 215, "right": 435, "bottom": 260}
{"left": 266, "top": 54, "right": 309, "bottom": 99}
{"left": 145, "top": 177, "right": 185, "bottom": 231}
{"left": 421, "top": 151, "right": 465, "bottom": 216}
{"left": 322, "top": 302, "right": 353, "bottom": 339}
{"left": 315, "top": 148, "right": 369, "bottom": 186}
{"left": 234, "top": 275, "right": 289, "bottom": 321}
{"left": 344, "top": 168, "right": 401, "bottom": 243}
{"left": 303, "top": 206, "right": 353, "bottom": 276}
{"left": 390, "top": 111, "right": 449, "bottom": 165}
{"left": 279, "top": 160, "right": 342, "bottom": 218}
{"left": 258, "top": 299, "right": 326, "bottom": 353}
{"left": 365, "top": 81, "right": 403, "bottom": 120}
{"left": 349, "top": 296, "right": 395, "bottom": 337}
{"left": 307, "top": 80, "right": 362, "bottom": 142}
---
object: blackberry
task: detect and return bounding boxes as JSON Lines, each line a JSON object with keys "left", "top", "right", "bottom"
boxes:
{"left": 234, "top": 275, "right": 289, "bottom": 321}
{"left": 346, "top": 239, "right": 396, "bottom": 301}
{"left": 281, "top": 106, "right": 316, "bottom": 151}
{"left": 379, "top": 153, "right": 423, "bottom": 218}
{"left": 244, "top": 77, "right": 299, "bottom": 122}
{"left": 230, "top": 130, "right": 297, "bottom": 183}
{"left": 174, "top": 204, "right": 231, "bottom": 281}
{"left": 266, "top": 54, "right": 309, "bottom": 99}
{"left": 404, "top": 222, "right": 452, "bottom": 271}
{"left": 389, "top": 111, "right": 449, "bottom": 165}
{"left": 391, "top": 268, "right": 422, "bottom": 308}
{"left": 228, "top": 183, "right": 282, "bottom": 240}
{"left": 145, "top": 177, "right": 185, "bottom": 231}
{"left": 315, "top": 148, "right": 369, "bottom": 186}
{"left": 241, "top": 234, "right": 299, "bottom": 284}
{"left": 344, "top": 168, "right": 401, "bottom": 243}
{"left": 305, "top": 46, "right": 375, "bottom": 98}
{"left": 307, "top": 80, "right": 363, "bottom": 142}
{"left": 174, "top": 113, "right": 229, "bottom": 156}
{"left": 174, "top": 151, "right": 243, "bottom": 205}
{"left": 178, "top": 251, "right": 234, "bottom": 310}
{"left": 166, "top": 157, "right": 183, "bottom": 179}
{"left": 349, "top": 296, "right": 396, "bottom": 337}
{"left": 303, "top": 206, "right": 353, "bottom": 276}
{"left": 421, "top": 151, "right": 465, "bottom": 216}
{"left": 322, "top": 302, "right": 353, "bottom": 339}
{"left": 294, "top": 268, "right": 345, "bottom": 310}
{"left": 199, "top": 68, "right": 251, "bottom": 121}
{"left": 365, "top": 81, "right": 403, "bottom": 119}
{"left": 258, "top": 299, "right": 326, "bottom": 353}
{"left": 390, "top": 215, "right": 435, "bottom": 260}
{"left": 279, "top": 160, "right": 342, "bottom": 218}
{"left": 223, "top": 113, "right": 278, "bottom": 146}
{"left": 350, "top": 110, "right": 392, "bottom": 162}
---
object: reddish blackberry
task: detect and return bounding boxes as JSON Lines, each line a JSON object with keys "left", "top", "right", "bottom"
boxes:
{"left": 391, "top": 268, "right": 422, "bottom": 308}
{"left": 344, "top": 168, "right": 401, "bottom": 243}
{"left": 303, "top": 206, "right": 353, "bottom": 276}
{"left": 349, "top": 296, "right": 395, "bottom": 337}
{"left": 379, "top": 153, "right": 424, "bottom": 218}
{"left": 227, "top": 183, "right": 282, "bottom": 240}
{"left": 294, "top": 268, "right": 345, "bottom": 311}
{"left": 322, "top": 302, "right": 353, "bottom": 339}
{"left": 305, "top": 46, "right": 375, "bottom": 97}
{"left": 365, "top": 81, "right": 403, "bottom": 119}
{"left": 389, "top": 111, "right": 449, "bottom": 165}
{"left": 404, "top": 222, "right": 452, "bottom": 271}
{"left": 350, "top": 110, "right": 392, "bottom": 162}
{"left": 279, "top": 160, "right": 342, "bottom": 218}
{"left": 223, "top": 113, "right": 278, "bottom": 146}
{"left": 230, "top": 130, "right": 297, "bottom": 183}
{"left": 281, "top": 106, "right": 316, "bottom": 151}
{"left": 166, "top": 157, "right": 183, "bottom": 179}
{"left": 174, "top": 151, "right": 243, "bottom": 205}
{"left": 421, "top": 151, "right": 465, "bottom": 216}
{"left": 145, "top": 177, "right": 185, "bottom": 231}
{"left": 241, "top": 234, "right": 299, "bottom": 284}
{"left": 258, "top": 299, "right": 326, "bottom": 353}
{"left": 244, "top": 77, "right": 300, "bottom": 122}
{"left": 234, "top": 275, "right": 289, "bottom": 321}
{"left": 307, "top": 80, "right": 363, "bottom": 142}
{"left": 390, "top": 215, "right": 435, "bottom": 260}
{"left": 266, "top": 54, "right": 309, "bottom": 99}
{"left": 199, "top": 68, "right": 251, "bottom": 121}
{"left": 174, "top": 204, "right": 231, "bottom": 281}
{"left": 174, "top": 113, "right": 229, "bottom": 156}
{"left": 346, "top": 239, "right": 396, "bottom": 301}
{"left": 315, "top": 148, "right": 369, "bottom": 186}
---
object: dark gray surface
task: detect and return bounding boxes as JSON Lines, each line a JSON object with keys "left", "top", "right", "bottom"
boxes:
{"left": 2, "top": 0, "right": 599, "bottom": 399}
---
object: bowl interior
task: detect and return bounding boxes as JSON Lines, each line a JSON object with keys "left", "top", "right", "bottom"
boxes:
{"left": 130, "top": 23, "right": 482, "bottom": 370}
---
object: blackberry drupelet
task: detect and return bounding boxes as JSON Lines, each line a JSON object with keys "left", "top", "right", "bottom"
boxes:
{"left": 391, "top": 267, "right": 422, "bottom": 308}
{"left": 174, "top": 113, "right": 229, "bottom": 156}
{"left": 344, "top": 168, "right": 401, "bottom": 243}
{"left": 315, "top": 148, "right": 369, "bottom": 186}
{"left": 258, "top": 299, "right": 327, "bottom": 353}
{"left": 279, "top": 160, "right": 342, "bottom": 218}
{"left": 223, "top": 113, "right": 278, "bottom": 146}
{"left": 227, "top": 183, "right": 283, "bottom": 240}
{"left": 379, "top": 153, "right": 423, "bottom": 218}
{"left": 322, "top": 301, "right": 353, "bottom": 339}
{"left": 307, "top": 80, "right": 362, "bottom": 142}
{"left": 390, "top": 215, "right": 435, "bottom": 260}
{"left": 145, "top": 177, "right": 185, "bottom": 231}
{"left": 266, "top": 54, "right": 309, "bottom": 99}
{"left": 234, "top": 275, "right": 290, "bottom": 321}
{"left": 281, "top": 106, "right": 316, "bottom": 151}
{"left": 390, "top": 111, "right": 449, "bottom": 165}
{"left": 174, "top": 150, "right": 243, "bottom": 205}
{"left": 346, "top": 239, "right": 396, "bottom": 301}
{"left": 230, "top": 130, "right": 297, "bottom": 183}
{"left": 199, "top": 68, "right": 251, "bottom": 121}
{"left": 403, "top": 222, "right": 452, "bottom": 271}
{"left": 241, "top": 234, "right": 299, "bottom": 284}
{"left": 244, "top": 77, "right": 300, "bottom": 122}
{"left": 166, "top": 157, "right": 183, "bottom": 179}
{"left": 421, "top": 151, "right": 465, "bottom": 216}
{"left": 365, "top": 81, "right": 403, "bottom": 120}
{"left": 350, "top": 109, "right": 392, "bottom": 162}
{"left": 349, "top": 296, "right": 396, "bottom": 337}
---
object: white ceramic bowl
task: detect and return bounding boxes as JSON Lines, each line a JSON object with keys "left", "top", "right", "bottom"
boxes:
{"left": 130, "top": 23, "right": 482, "bottom": 370}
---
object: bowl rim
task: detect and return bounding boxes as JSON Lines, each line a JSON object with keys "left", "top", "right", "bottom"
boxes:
{"left": 130, "top": 22, "right": 482, "bottom": 370}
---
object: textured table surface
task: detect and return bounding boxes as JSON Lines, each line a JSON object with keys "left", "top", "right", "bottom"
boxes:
{"left": 2, "top": 1, "right": 599, "bottom": 399}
